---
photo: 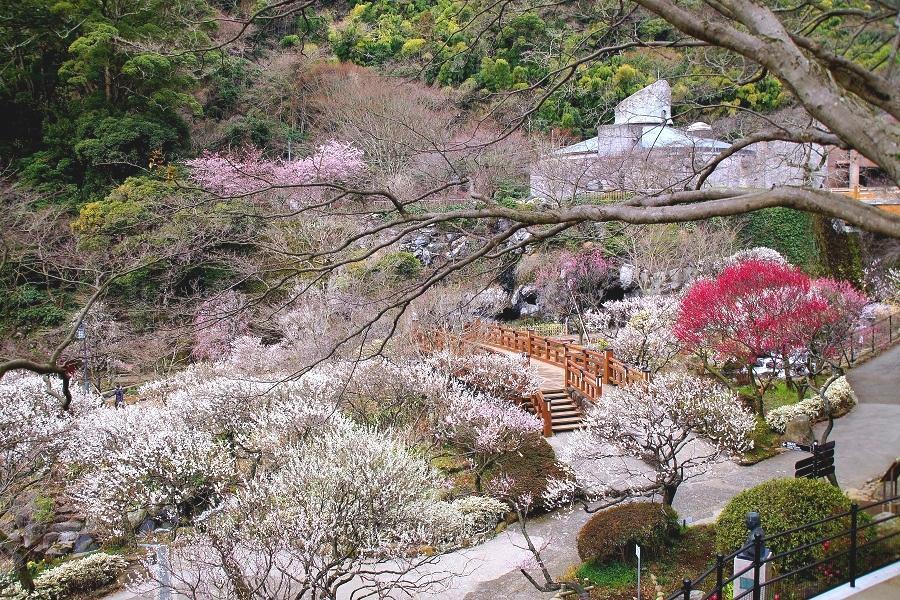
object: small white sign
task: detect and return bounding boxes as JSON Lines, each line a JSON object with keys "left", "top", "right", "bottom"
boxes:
{"left": 635, "top": 544, "right": 641, "bottom": 558}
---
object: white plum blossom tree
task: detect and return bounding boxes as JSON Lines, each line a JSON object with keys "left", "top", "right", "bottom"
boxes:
{"left": 165, "top": 424, "right": 457, "bottom": 600}
{"left": 65, "top": 404, "right": 236, "bottom": 539}
{"left": 584, "top": 295, "right": 682, "bottom": 372}
{"left": 0, "top": 373, "right": 101, "bottom": 591}
{"left": 425, "top": 349, "right": 541, "bottom": 402}
{"left": 565, "top": 372, "right": 755, "bottom": 507}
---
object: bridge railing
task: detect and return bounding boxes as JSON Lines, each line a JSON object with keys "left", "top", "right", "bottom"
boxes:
{"left": 464, "top": 321, "right": 649, "bottom": 402}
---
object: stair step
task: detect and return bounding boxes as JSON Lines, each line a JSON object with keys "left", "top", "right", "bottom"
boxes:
{"left": 549, "top": 402, "right": 578, "bottom": 410}
{"left": 552, "top": 423, "right": 583, "bottom": 432}
{"left": 553, "top": 415, "right": 582, "bottom": 427}
{"left": 551, "top": 410, "right": 581, "bottom": 418}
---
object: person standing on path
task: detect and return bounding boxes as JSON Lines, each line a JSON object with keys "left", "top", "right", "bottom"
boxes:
{"left": 114, "top": 385, "right": 125, "bottom": 409}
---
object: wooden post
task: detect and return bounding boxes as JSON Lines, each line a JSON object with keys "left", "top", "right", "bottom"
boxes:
{"left": 603, "top": 350, "right": 612, "bottom": 384}
{"left": 849, "top": 150, "right": 860, "bottom": 198}
{"left": 527, "top": 329, "right": 534, "bottom": 356}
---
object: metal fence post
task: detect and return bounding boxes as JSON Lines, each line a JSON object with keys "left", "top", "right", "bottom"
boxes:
{"left": 752, "top": 533, "right": 763, "bottom": 600}
{"left": 682, "top": 578, "right": 692, "bottom": 600}
{"left": 849, "top": 503, "right": 859, "bottom": 587}
{"left": 715, "top": 554, "right": 725, "bottom": 600}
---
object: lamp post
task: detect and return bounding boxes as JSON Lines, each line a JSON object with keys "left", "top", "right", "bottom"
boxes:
{"left": 75, "top": 323, "right": 89, "bottom": 393}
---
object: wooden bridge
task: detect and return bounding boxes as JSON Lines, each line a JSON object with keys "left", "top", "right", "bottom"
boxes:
{"left": 459, "top": 322, "right": 649, "bottom": 435}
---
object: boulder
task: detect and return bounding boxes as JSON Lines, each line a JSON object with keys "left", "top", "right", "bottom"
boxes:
{"left": 51, "top": 519, "right": 84, "bottom": 533}
{"left": 23, "top": 523, "right": 46, "bottom": 547}
{"left": 57, "top": 531, "right": 79, "bottom": 544}
{"left": 784, "top": 417, "right": 815, "bottom": 445}
{"left": 46, "top": 541, "right": 75, "bottom": 558}
{"left": 41, "top": 532, "right": 60, "bottom": 546}
{"left": 127, "top": 508, "right": 148, "bottom": 529}
{"left": 138, "top": 517, "right": 157, "bottom": 535}
{"left": 512, "top": 284, "right": 541, "bottom": 317}
{"left": 74, "top": 534, "right": 98, "bottom": 553}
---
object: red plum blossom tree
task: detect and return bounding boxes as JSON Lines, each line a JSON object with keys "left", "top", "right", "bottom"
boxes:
{"left": 675, "top": 259, "right": 831, "bottom": 414}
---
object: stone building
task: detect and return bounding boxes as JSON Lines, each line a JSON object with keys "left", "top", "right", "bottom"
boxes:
{"left": 530, "top": 80, "right": 827, "bottom": 202}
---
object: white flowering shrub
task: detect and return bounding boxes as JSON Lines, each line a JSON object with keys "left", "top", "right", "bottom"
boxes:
{"left": 413, "top": 495, "right": 508, "bottom": 549}
{"left": 425, "top": 350, "right": 540, "bottom": 401}
{"left": 584, "top": 295, "right": 681, "bottom": 371}
{"left": 3, "top": 552, "right": 127, "bottom": 599}
{"left": 452, "top": 495, "right": 509, "bottom": 531}
{"left": 716, "top": 247, "right": 788, "bottom": 270}
{"left": 765, "top": 376, "right": 858, "bottom": 433}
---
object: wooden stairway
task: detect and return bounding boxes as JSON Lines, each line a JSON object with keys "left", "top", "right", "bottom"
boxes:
{"left": 524, "top": 388, "right": 583, "bottom": 434}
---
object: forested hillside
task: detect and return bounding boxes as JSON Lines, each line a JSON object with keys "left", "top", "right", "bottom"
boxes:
{"left": 1, "top": 0, "right": 897, "bottom": 360}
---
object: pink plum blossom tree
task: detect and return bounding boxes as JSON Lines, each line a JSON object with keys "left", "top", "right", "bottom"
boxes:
{"left": 186, "top": 141, "right": 366, "bottom": 200}
{"left": 434, "top": 383, "right": 543, "bottom": 492}
{"left": 190, "top": 291, "right": 250, "bottom": 361}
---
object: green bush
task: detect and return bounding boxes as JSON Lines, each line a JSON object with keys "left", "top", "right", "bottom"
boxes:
{"left": 576, "top": 502, "right": 679, "bottom": 563}
{"left": 370, "top": 251, "right": 423, "bottom": 281}
{"left": 716, "top": 478, "right": 862, "bottom": 573}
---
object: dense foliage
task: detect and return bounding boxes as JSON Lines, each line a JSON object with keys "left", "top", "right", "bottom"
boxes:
{"left": 716, "top": 478, "right": 859, "bottom": 573}
{"left": 576, "top": 502, "right": 679, "bottom": 563}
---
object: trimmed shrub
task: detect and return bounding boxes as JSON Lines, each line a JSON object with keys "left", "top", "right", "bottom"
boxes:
{"left": 5, "top": 552, "right": 128, "bottom": 599}
{"left": 716, "top": 478, "right": 862, "bottom": 573}
{"left": 452, "top": 495, "right": 509, "bottom": 531}
{"left": 576, "top": 502, "right": 679, "bottom": 563}
{"left": 414, "top": 495, "right": 508, "bottom": 549}
{"left": 486, "top": 437, "right": 575, "bottom": 515}
{"left": 765, "top": 377, "right": 857, "bottom": 433}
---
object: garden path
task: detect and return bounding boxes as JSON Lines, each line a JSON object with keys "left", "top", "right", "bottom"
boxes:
{"left": 424, "top": 346, "right": 900, "bottom": 600}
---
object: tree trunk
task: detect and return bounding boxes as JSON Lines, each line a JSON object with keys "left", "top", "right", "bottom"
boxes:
{"left": 662, "top": 483, "right": 679, "bottom": 506}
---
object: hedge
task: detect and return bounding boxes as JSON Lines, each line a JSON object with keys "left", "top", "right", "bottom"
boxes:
{"left": 486, "top": 437, "right": 574, "bottom": 515}
{"left": 716, "top": 478, "right": 865, "bottom": 573}
{"left": 576, "top": 502, "right": 679, "bottom": 563}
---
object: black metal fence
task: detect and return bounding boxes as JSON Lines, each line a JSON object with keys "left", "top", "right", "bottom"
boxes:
{"left": 667, "top": 495, "right": 900, "bottom": 600}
